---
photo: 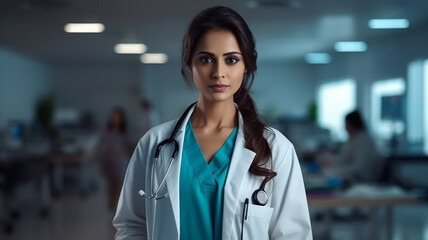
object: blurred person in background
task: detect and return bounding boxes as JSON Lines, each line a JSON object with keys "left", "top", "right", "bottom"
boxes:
{"left": 316, "top": 110, "right": 383, "bottom": 184}
{"left": 94, "top": 107, "right": 133, "bottom": 212}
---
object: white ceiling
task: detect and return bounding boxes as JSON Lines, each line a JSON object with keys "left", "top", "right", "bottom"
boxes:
{"left": 1, "top": 0, "right": 427, "bottom": 64}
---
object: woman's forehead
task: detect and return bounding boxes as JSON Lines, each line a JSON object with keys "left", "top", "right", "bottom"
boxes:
{"left": 195, "top": 29, "right": 242, "bottom": 54}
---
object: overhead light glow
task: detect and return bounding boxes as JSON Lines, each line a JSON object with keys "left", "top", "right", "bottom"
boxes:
{"left": 114, "top": 43, "right": 147, "bottom": 54}
{"left": 334, "top": 41, "right": 367, "bottom": 52}
{"left": 140, "top": 53, "right": 168, "bottom": 64}
{"left": 64, "top": 23, "right": 105, "bottom": 33}
{"left": 305, "top": 53, "right": 331, "bottom": 64}
{"left": 368, "top": 19, "right": 409, "bottom": 29}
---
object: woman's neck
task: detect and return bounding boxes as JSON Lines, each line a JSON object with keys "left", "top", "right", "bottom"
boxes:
{"left": 191, "top": 98, "right": 237, "bottom": 129}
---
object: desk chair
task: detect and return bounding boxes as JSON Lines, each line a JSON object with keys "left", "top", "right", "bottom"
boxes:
{"left": 0, "top": 175, "right": 13, "bottom": 234}
{"left": 0, "top": 154, "right": 50, "bottom": 234}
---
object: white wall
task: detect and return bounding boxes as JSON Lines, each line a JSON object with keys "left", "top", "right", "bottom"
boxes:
{"left": 0, "top": 47, "right": 52, "bottom": 129}
{"left": 254, "top": 61, "right": 315, "bottom": 120}
{"left": 407, "top": 60, "right": 425, "bottom": 144}
{"left": 141, "top": 61, "right": 199, "bottom": 122}
{"left": 52, "top": 63, "right": 141, "bottom": 132}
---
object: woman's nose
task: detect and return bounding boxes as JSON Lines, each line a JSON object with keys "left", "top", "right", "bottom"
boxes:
{"left": 212, "top": 62, "right": 225, "bottom": 79}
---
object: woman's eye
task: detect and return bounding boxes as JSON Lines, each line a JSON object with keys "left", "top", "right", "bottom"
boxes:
{"left": 199, "top": 56, "right": 214, "bottom": 64}
{"left": 226, "top": 57, "right": 239, "bottom": 64}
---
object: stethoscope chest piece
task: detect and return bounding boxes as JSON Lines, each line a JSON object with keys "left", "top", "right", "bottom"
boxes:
{"left": 252, "top": 188, "right": 268, "bottom": 206}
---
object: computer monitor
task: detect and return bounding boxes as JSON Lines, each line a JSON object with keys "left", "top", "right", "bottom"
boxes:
{"left": 4, "top": 121, "right": 25, "bottom": 150}
{"left": 381, "top": 94, "right": 404, "bottom": 121}
{"left": 9, "top": 121, "right": 24, "bottom": 141}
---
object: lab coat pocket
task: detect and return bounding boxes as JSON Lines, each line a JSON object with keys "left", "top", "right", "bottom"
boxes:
{"left": 240, "top": 204, "right": 274, "bottom": 240}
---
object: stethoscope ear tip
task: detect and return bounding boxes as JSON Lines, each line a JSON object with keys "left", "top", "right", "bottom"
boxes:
{"left": 138, "top": 190, "right": 145, "bottom": 196}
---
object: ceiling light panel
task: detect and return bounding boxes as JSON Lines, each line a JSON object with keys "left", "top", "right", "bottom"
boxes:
{"left": 334, "top": 41, "right": 367, "bottom": 52}
{"left": 140, "top": 53, "right": 168, "bottom": 64}
{"left": 305, "top": 53, "right": 331, "bottom": 64}
{"left": 114, "top": 44, "right": 147, "bottom": 54}
{"left": 368, "top": 19, "right": 409, "bottom": 29}
{"left": 64, "top": 23, "right": 105, "bottom": 33}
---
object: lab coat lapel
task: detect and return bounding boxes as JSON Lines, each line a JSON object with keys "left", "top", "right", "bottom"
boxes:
{"left": 223, "top": 113, "right": 255, "bottom": 239}
{"left": 162, "top": 104, "right": 197, "bottom": 238}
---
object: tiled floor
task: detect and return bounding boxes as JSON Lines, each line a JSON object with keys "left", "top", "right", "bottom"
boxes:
{"left": 1, "top": 177, "right": 428, "bottom": 240}
{"left": 0, "top": 178, "right": 116, "bottom": 240}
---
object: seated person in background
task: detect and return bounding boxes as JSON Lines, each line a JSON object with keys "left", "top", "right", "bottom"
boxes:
{"left": 316, "top": 110, "right": 383, "bottom": 184}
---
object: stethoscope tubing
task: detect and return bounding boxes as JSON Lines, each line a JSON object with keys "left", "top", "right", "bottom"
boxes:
{"left": 140, "top": 101, "right": 269, "bottom": 206}
{"left": 140, "top": 102, "right": 197, "bottom": 200}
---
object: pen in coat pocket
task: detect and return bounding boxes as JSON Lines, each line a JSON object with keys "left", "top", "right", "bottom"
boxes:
{"left": 243, "top": 198, "right": 249, "bottom": 220}
{"left": 241, "top": 198, "right": 249, "bottom": 240}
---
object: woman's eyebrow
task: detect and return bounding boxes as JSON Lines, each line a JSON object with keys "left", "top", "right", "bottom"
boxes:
{"left": 196, "top": 51, "right": 214, "bottom": 56}
{"left": 197, "top": 51, "right": 242, "bottom": 56}
{"left": 223, "top": 51, "right": 242, "bottom": 56}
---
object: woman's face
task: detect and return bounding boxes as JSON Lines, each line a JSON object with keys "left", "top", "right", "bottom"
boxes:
{"left": 191, "top": 29, "right": 246, "bottom": 103}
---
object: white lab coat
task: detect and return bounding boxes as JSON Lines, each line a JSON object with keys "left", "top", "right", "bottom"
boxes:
{"left": 113, "top": 105, "right": 312, "bottom": 240}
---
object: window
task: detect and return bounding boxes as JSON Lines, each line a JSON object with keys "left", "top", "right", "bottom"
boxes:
{"left": 425, "top": 60, "right": 428, "bottom": 154}
{"left": 371, "top": 78, "right": 405, "bottom": 140}
{"left": 318, "top": 79, "right": 356, "bottom": 141}
{"left": 407, "top": 59, "right": 428, "bottom": 154}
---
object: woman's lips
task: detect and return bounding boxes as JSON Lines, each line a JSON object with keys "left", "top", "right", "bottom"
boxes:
{"left": 209, "top": 84, "right": 229, "bottom": 92}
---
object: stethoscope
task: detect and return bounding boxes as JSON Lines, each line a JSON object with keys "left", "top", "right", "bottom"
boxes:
{"left": 138, "top": 102, "right": 269, "bottom": 207}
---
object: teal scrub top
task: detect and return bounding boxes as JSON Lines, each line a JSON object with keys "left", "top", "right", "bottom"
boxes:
{"left": 179, "top": 121, "right": 238, "bottom": 240}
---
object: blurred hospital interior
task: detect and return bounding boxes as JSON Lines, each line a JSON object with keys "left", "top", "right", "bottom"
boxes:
{"left": 1, "top": 0, "right": 428, "bottom": 239}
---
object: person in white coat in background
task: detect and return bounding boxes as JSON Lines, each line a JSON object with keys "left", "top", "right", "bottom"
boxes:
{"left": 316, "top": 110, "right": 383, "bottom": 184}
{"left": 113, "top": 6, "right": 312, "bottom": 240}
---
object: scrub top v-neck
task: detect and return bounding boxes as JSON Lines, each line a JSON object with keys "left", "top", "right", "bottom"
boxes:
{"left": 179, "top": 120, "right": 238, "bottom": 240}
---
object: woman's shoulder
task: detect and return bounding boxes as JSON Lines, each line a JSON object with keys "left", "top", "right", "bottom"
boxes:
{"left": 263, "top": 126, "right": 293, "bottom": 150}
{"left": 147, "top": 119, "right": 176, "bottom": 133}
{"left": 263, "top": 126, "right": 296, "bottom": 170}
{"left": 140, "top": 120, "right": 176, "bottom": 140}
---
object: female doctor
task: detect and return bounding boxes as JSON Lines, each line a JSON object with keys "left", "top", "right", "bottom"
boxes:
{"left": 113, "top": 6, "right": 312, "bottom": 240}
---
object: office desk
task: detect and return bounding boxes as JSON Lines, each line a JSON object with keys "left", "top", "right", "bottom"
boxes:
{"left": 50, "top": 153, "right": 96, "bottom": 196}
{"left": 308, "top": 189, "right": 418, "bottom": 240}
{"left": 308, "top": 195, "right": 417, "bottom": 207}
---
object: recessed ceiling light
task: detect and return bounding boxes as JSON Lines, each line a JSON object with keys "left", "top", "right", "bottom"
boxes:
{"left": 334, "top": 41, "right": 367, "bottom": 52}
{"left": 368, "top": 19, "right": 409, "bottom": 29}
{"left": 114, "top": 43, "right": 147, "bottom": 54}
{"left": 64, "top": 23, "right": 105, "bottom": 33}
{"left": 140, "top": 53, "right": 168, "bottom": 64}
{"left": 305, "top": 53, "right": 331, "bottom": 64}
